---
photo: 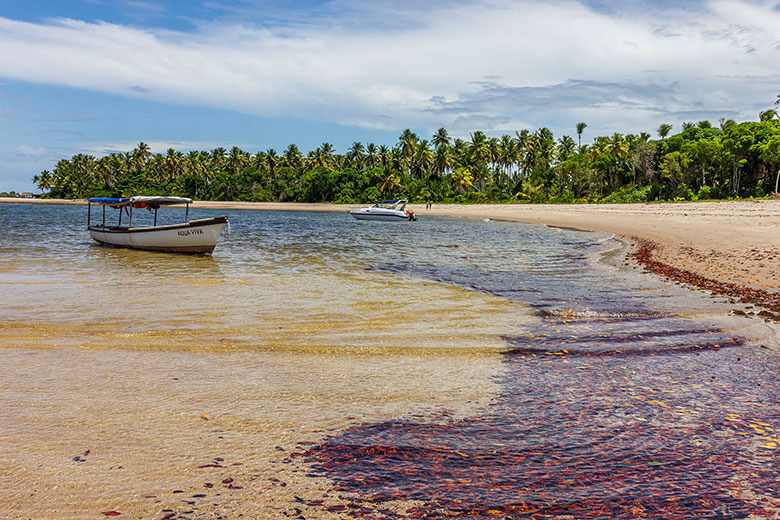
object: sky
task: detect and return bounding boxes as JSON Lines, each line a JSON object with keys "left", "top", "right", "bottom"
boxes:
{"left": 1, "top": 0, "right": 779, "bottom": 191}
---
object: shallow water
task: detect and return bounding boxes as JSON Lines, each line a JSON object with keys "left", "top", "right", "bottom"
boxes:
{"left": 0, "top": 202, "right": 777, "bottom": 519}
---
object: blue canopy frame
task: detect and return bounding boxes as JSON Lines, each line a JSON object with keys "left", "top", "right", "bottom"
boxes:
{"left": 87, "top": 197, "right": 131, "bottom": 205}
{"left": 87, "top": 196, "right": 192, "bottom": 228}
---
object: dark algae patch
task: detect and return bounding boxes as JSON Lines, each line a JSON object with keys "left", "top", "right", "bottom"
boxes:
{"left": 631, "top": 239, "right": 780, "bottom": 321}
{"left": 292, "top": 324, "right": 778, "bottom": 518}
{"left": 290, "top": 229, "right": 779, "bottom": 519}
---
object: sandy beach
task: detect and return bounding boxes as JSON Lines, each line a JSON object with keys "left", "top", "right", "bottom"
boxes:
{"left": 6, "top": 197, "right": 776, "bottom": 292}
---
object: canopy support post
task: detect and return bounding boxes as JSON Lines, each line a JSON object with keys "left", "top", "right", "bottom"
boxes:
{"left": 129, "top": 205, "right": 133, "bottom": 228}
{"left": 154, "top": 207, "right": 158, "bottom": 227}
{"left": 102, "top": 205, "right": 105, "bottom": 227}
{"left": 87, "top": 202, "right": 91, "bottom": 227}
{"left": 185, "top": 203, "right": 189, "bottom": 223}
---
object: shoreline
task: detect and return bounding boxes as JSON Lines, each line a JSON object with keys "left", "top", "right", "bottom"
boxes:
{"left": 3, "top": 197, "right": 778, "bottom": 314}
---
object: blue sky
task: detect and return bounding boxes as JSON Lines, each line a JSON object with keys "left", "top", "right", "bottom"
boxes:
{"left": 1, "top": 0, "right": 779, "bottom": 191}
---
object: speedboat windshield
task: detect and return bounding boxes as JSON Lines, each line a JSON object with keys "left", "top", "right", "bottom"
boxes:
{"left": 373, "top": 199, "right": 407, "bottom": 209}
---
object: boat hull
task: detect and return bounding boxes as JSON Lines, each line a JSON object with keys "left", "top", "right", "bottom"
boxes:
{"left": 349, "top": 209, "right": 414, "bottom": 221}
{"left": 89, "top": 217, "right": 228, "bottom": 254}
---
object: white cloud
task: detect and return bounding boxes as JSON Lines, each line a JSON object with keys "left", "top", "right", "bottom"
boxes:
{"left": 83, "top": 140, "right": 221, "bottom": 156}
{"left": 0, "top": 0, "right": 778, "bottom": 137}
{"left": 15, "top": 144, "right": 48, "bottom": 156}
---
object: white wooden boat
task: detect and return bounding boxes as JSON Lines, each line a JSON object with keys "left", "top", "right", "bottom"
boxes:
{"left": 349, "top": 199, "right": 416, "bottom": 221}
{"left": 87, "top": 196, "right": 228, "bottom": 254}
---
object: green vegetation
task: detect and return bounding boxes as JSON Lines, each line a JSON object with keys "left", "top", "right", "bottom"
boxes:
{"left": 34, "top": 117, "right": 780, "bottom": 203}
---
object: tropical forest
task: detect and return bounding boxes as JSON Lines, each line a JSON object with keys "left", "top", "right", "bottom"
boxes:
{"left": 33, "top": 112, "right": 780, "bottom": 204}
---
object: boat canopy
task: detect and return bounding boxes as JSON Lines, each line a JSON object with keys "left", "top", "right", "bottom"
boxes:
{"left": 130, "top": 196, "right": 192, "bottom": 205}
{"left": 87, "top": 196, "right": 192, "bottom": 208}
{"left": 88, "top": 197, "right": 131, "bottom": 205}
{"left": 375, "top": 199, "right": 406, "bottom": 204}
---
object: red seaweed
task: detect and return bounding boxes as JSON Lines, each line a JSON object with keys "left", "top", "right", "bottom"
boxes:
{"left": 292, "top": 311, "right": 779, "bottom": 519}
{"left": 631, "top": 239, "right": 780, "bottom": 317}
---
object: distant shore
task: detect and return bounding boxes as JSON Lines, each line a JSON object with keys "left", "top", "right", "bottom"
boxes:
{"left": 3, "top": 197, "right": 778, "bottom": 307}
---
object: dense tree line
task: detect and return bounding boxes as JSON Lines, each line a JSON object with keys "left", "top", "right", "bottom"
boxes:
{"left": 34, "top": 114, "right": 780, "bottom": 204}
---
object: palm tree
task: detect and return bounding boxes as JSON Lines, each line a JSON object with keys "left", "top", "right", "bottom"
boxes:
{"left": 132, "top": 142, "right": 152, "bottom": 171}
{"left": 433, "top": 144, "right": 453, "bottom": 176}
{"left": 556, "top": 135, "right": 576, "bottom": 162}
{"left": 412, "top": 140, "right": 433, "bottom": 178}
{"left": 759, "top": 109, "right": 778, "bottom": 122}
{"left": 452, "top": 138, "right": 469, "bottom": 168}
{"left": 250, "top": 150, "right": 267, "bottom": 171}
{"left": 389, "top": 148, "right": 404, "bottom": 171}
{"left": 469, "top": 131, "right": 489, "bottom": 163}
{"left": 95, "top": 156, "right": 114, "bottom": 187}
{"left": 432, "top": 128, "right": 450, "bottom": 148}
{"left": 379, "top": 172, "right": 401, "bottom": 195}
{"left": 398, "top": 129, "right": 418, "bottom": 174}
{"left": 514, "top": 130, "right": 531, "bottom": 177}
{"left": 529, "top": 128, "right": 556, "bottom": 178}
{"left": 211, "top": 147, "right": 226, "bottom": 173}
{"left": 605, "top": 133, "right": 629, "bottom": 189}
{"left": 35, "top": 170, "right": 53, "bottom": 193}
{"left": 227, "top": 146, "right": 249, "bottom": 175}
{"left": 398, "top": 129, "right": 418, "bottom": 157}
{"left": 283, "top": 144, "right": 303, "bottom": 171}
{"left": 197, "top": 151, "right": 214, "bottom": 183}
{"left": 451, "top": 167, "right": 474, "bottom": 194}
{"left": 576, "top": 122, "right": 587, "bottom": 148}
{"left": 186, "top": 151, "right": 206, "bottom": 195}
{"left": 348, "top": 142, "right": 365, "bottom": 168}
{"left": 365, "top": 143, "right": 378, "bottom": 169}
{"left": 658, "top": 123, "right": 673, "bottom": 140}
{"left": 498, "top": 135, "right": 514, "bottom": 176}
{"left": 164, "top": 148, "right": 182, "bottom": 182}
{"left": 317, "top": 142, "right": 335, "bottom": 170}
{"left": 487, "top": 137, "right": 501, "bottom": 168}
{"left": 378, "top": 145, "right": 391, "bottom": 169}
{"left": 266, "top": 149, "right": 278, "bottom": 178}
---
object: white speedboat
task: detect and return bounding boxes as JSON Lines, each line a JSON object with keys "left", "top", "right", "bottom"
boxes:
{"left": 349, "top": 199, "right": 417, "bottom": 221}
{"left": 87, "top": 196, "right": 228, "bottom": 254}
